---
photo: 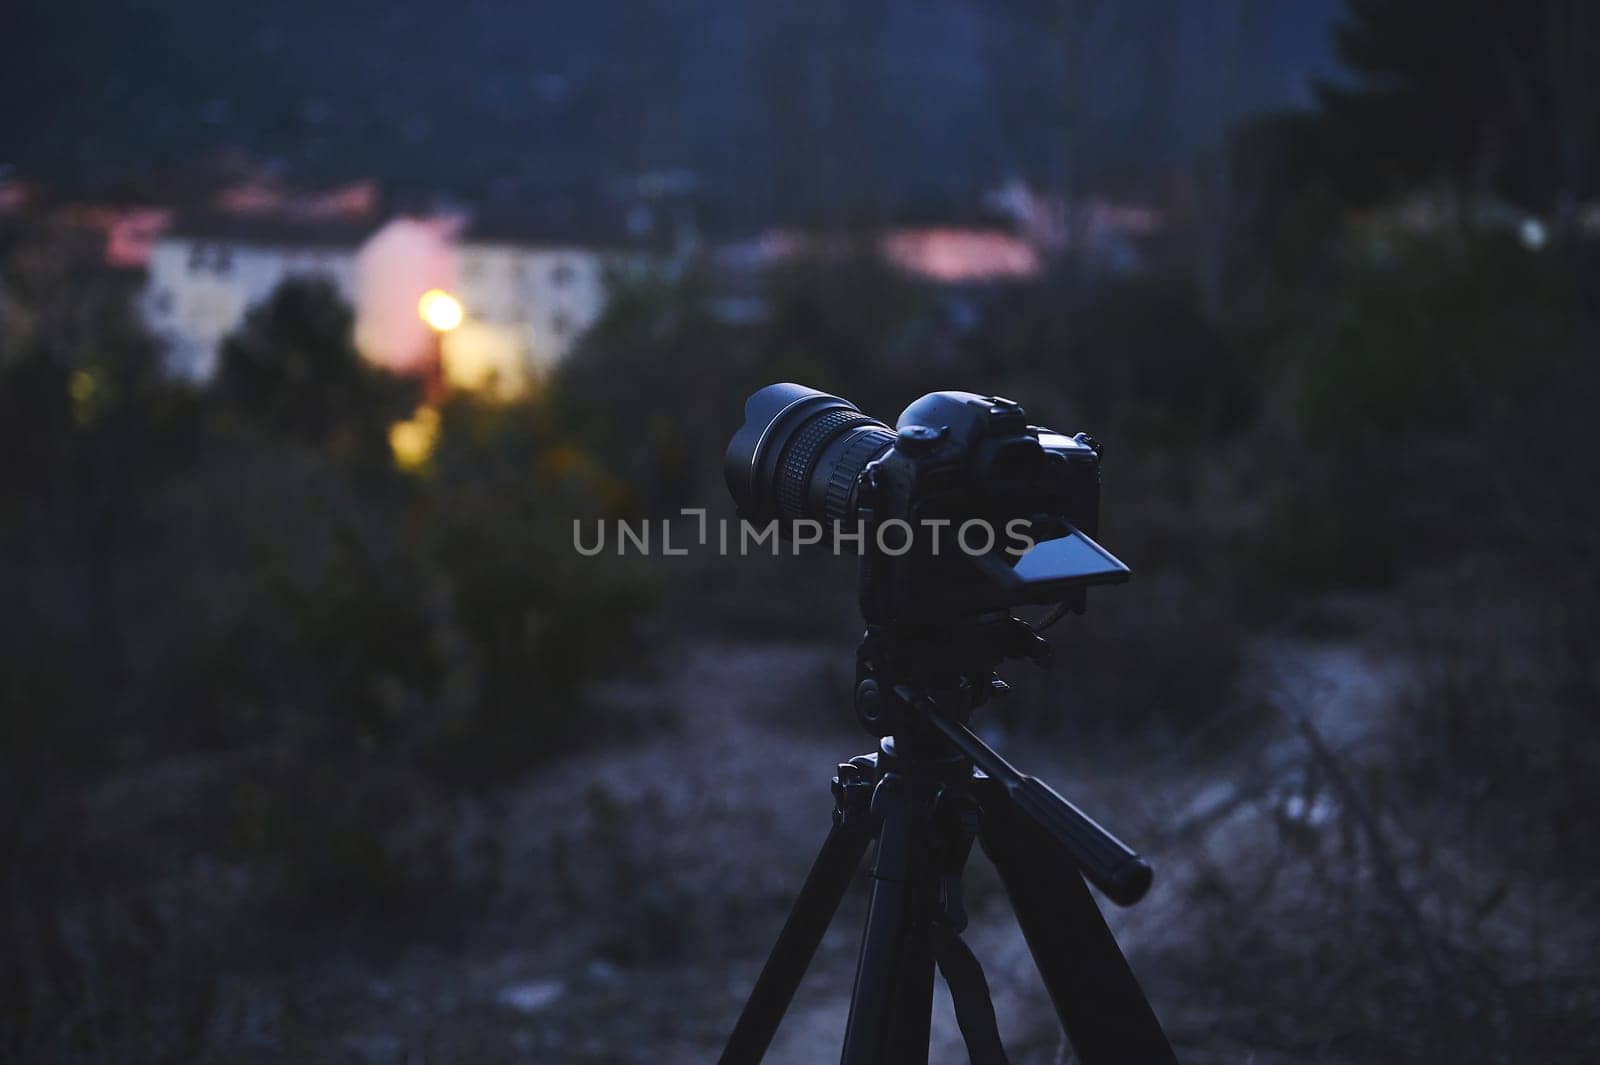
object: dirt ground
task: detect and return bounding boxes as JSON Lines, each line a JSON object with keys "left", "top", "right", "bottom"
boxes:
{"left": 212, "top": 625, "right": 1482, "bottom": 1065}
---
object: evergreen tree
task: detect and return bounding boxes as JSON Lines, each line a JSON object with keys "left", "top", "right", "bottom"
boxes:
{"left": 1320, "top": 0, "right": 1600, "bottom": 215}
{"left": 214, "top": 278, "right": 416, "bottom": 459}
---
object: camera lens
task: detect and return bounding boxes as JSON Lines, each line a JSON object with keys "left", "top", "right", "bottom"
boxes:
{"left": 725, "top": 384, "right": 896, "bottom": 523}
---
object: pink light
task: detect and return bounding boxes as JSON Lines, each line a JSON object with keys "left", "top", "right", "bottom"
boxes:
{"left": 105, "top": 208, "right": 173, "bottom": 268}
{"left": 880, "top": 228, "right": 1042, "bottom": 283}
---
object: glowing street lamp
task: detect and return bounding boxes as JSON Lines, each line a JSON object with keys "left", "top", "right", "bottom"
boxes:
{"left": 418, "top": 288, "right": 463, "bottom": 333}
{"left": 416, "top": 289, "right": 461, "bottom": 402}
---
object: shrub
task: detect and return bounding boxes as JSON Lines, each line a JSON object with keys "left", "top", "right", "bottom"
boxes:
{"left": 1245, "top": 232, "right": 1585, "bottom": 590}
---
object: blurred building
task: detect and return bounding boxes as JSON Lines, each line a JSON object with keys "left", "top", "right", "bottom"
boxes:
{"left": 878, "top": 227, "right": 1041, "bottom": 283}
{"left": 443, "top": 212, "right": 660, "bottom": 392}
{"left": 144, "top": 207, "right": 669, "bottom": 391}
{"left": 144, "top": 216, "right": 376, "bottom": 379}
{"left": 981, "top": 180, "right": 1162, "bottom": 275}
{"left": 702, "top": 185, "right": 1162, "bottom": 326}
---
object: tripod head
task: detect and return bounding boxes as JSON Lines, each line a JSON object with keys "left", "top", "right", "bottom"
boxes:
{"left": 852, "top": 616, "right": 1154, "bottom": 907}
{"left": 851, "top": 614, "right": 1048, "bottom": 738}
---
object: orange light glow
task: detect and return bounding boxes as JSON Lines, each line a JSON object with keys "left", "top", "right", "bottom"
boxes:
{"left": 417, "top": 289, "right": 463, "bottom": 332}
{"left": 68, "top": 369, "right": 100, "bottom": 425}
{"left": 389, "top": 405, "right": 441, "bottom": 472}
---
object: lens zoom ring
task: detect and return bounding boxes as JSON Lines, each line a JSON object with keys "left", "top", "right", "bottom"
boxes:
{"left": 824, "top": 428, "right": 895, "bottom": 520}
{"left": 776, "top": 409, "right": 875, "bottom": 519}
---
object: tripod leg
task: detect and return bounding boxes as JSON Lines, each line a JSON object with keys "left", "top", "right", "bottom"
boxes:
{"left": 979, "top": 794, "right": 1178, "bottom": 1065}
{"left": 719, "top": 816, "right": 874, "bottom": 1065}
{"left": 840, "top": 772, "right": 923, "bottom": 1065}
{"left": 886, "top": 882, "right": 936, "bottom": 1065}
{"left": 934, "top": 931, "right": 1010, "bottom": 1065}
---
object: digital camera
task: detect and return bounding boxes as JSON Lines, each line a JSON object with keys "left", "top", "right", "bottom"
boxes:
{"left": 725, "top": 384, "right": 1129, "bottom": 624}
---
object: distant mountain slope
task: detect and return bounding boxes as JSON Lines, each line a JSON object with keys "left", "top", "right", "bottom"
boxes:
{"left": 1, "top": 0, "right": 1338, "bottom": 223}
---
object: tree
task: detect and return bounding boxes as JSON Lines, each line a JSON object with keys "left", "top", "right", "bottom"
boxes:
{"left": 1320, "top": 0, "right": 1600, "bottom": 219}
{"left": 0, "top": 227, "right": 198, "bottom": 781}
{"left": 214, "top": 278, "right": 417, "bottom": 459}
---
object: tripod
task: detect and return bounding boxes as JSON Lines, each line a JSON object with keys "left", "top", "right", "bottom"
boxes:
{"left": 718, "top": 621, "right": 1178, "bottom": 1065}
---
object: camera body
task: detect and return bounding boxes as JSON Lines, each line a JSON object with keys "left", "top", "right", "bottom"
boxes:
{"left": 725, "top": 384, "right": 1126, "bottom": 629}
{"left": 855, "top": 390, "right": 1106, "bottom": 624}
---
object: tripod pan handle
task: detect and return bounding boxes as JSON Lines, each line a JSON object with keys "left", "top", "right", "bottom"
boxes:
{"left": 1008, "top": 776, "right": 1152, "bottom": 907}
{"left": 910, "top": 697, "right": 1153, "bottom": 907}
